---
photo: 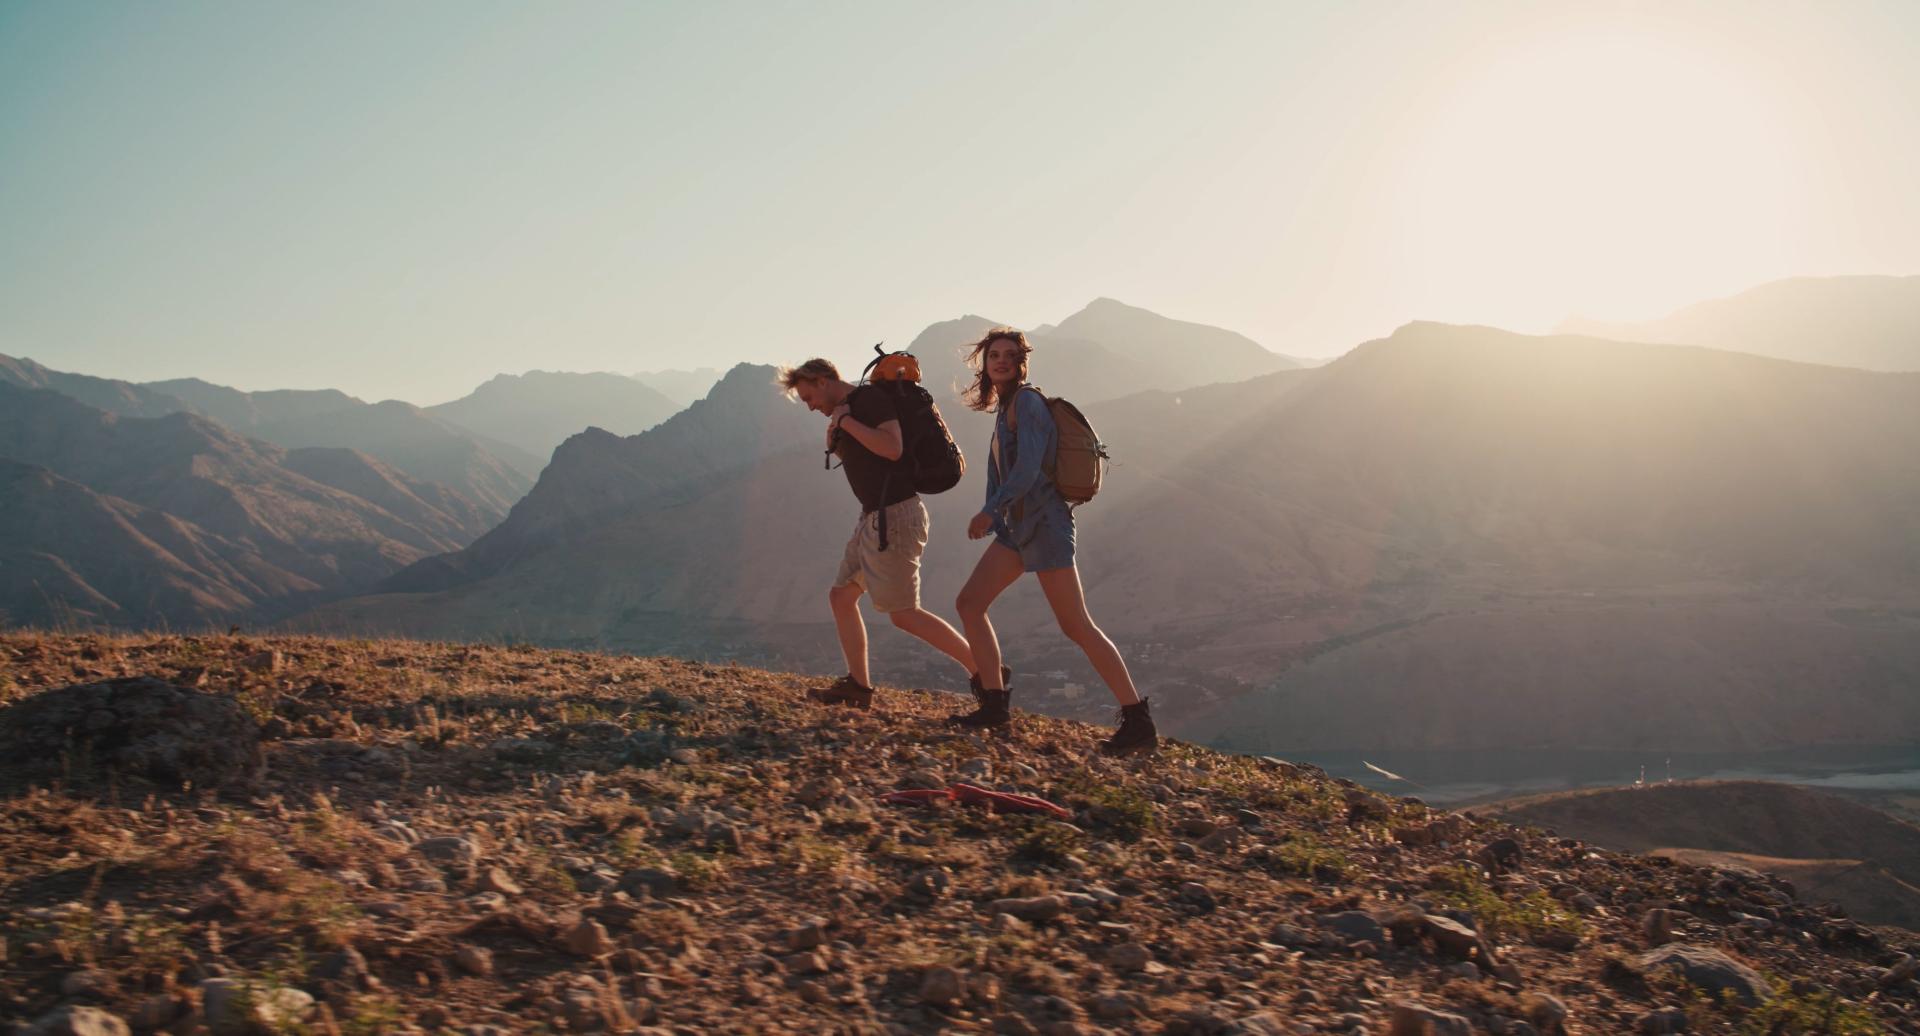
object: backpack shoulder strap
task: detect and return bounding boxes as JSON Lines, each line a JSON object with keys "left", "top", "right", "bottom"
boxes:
{"left": 1004, "top": 384, "right": 1045, "bottom": 432}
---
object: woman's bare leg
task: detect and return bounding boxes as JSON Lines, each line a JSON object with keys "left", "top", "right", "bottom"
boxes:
{"left": 955, "top": 543, "right": 1025, "bottom": 691}
{"left": 1035, "top": 565, "right": 1141, "bottom": 706}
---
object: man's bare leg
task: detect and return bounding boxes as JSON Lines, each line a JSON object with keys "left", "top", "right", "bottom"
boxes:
{"left": 887, "top": 607, "right": 977, "bottom": 676}
{"left": 828, "top": 581, "right": 871, "bottom": 687}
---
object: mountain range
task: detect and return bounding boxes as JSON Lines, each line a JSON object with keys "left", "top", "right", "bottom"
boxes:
{"left": 0, "top": 383, "right": 502, "bottom": 626}
{"left": 1560, "top": 274, "right": 1920, "bottom": 372}
{"left": 10, "top": 282, "right": 1920, "bottom": 759}
{"left": 298, "top": 317, "right": 1920, "bottom": 756}
{"left": 0, "top": 354, "right": 537, "bottom": 515}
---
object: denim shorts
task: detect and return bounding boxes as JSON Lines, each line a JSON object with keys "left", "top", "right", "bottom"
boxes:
{"left": 992, "top": 505, "right": 1076, "bottom": 573}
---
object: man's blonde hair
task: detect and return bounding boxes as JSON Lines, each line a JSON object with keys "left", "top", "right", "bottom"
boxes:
{"left": 777, "top": 358, "right": 840, "bottom": 397}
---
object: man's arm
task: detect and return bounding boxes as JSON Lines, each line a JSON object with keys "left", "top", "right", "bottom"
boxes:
{"left": 836, "top": 416, "right": 904, "bottom": 461}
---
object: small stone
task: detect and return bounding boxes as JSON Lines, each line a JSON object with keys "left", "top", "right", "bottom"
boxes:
{"left": 1269, "top": 923, "right": 1316, "bottom": 947}
{"left": 1177, "top": 882, "right": 1217, "bottom": 911}
{"left": 1106, "top": 943, "right": 1152, "bottom": 973}
{"left": 907, "top": 866, "right": 953, "bottom": 901}
{"left": 454, "top": 944, "right": 494, "bottom": 976}
{"left": 131, "top": 995, "right": 180, "bottom": 1031}
{"left": 1197, "top": 827, "right": 1244, "bottom": 853}
{"left": 312, "top": 946, "right": 370, "bottom": 990}
{"left": 1090, "top": 994, "right": 1135, "bottom": 1020}
{"left": 707, "top": 823, "right": 745, "bottom": 853}
{"left": 417, "top": 835, "right": 480, "bottom": 870}
{"left": 564, "top": 918, "right": 616, "bottom": 957}
{"left": 669, "top": 748, "right": 701, "bottom": 765}
{"left": 1521, "top": 992, "right": 1569, "bottom": 1035}
{"left": 1642, "top": 907, "right": 1675, "bottom": 945}
{"left": 240, "top": 649, "right": 282, "bottom": 673}
{"left": 920, "top": 966, "right": 966, "bottom": 1006}
{"left": 1177, "top": 818, "right": 1220, "bottom": 838}
{"left": 200, "top": 979, "right": 312, "bottom": 1035}
{"left": 988, "top": 894, "right": 1067, "bottom": 921}
{"left": 1634, "top": 944, "right": 1768, "bottom": 1007}
{"left": 60, "top": 969, "right": 113, "bottom": 998}
{"left": 783, "top": 949, "right": 829, "bottom": 975}
{"left": 993, "top": 1014, "right": 1041, "bottom": 1036}
{"left": 1387, "top": 1001, "right": 1473, "bottom": 1036}
{"left": 1476, "top": 837, "right": 1523, "bottom": 874}
{"left": 1318, "top": 910, "right": 1384, "bottom": 946}
{"left": 794, "top": 776, "right": 845, "bottom": 807}
{"left": 25, "top": 1006, "right": 131, "bottom": 1036}
{"left": 968, "top": 972, "right": 1003, "bottom": 1005}
{"left": 783, "top": 916, "right": 830, "bottom": 951}
{"left": 619, "top": 866, "right": 679, "bottom": 899}
{"left": 901, "top": 769, "right": 946, "bottom": 790}
{"left": 480, "top": 867, "right": 522, "bottom": 896}
{"left": 1635, "top": 1007, "right": 1687, "bottom": 1035}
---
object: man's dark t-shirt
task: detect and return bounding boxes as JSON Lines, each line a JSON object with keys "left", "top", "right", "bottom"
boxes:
{"left": 836, "top": 387, "right": 915, "bottom": 512}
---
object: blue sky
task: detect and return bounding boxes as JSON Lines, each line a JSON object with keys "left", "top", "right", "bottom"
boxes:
{"left": 2, "top": 2, "right": 1916, "bottom": 403}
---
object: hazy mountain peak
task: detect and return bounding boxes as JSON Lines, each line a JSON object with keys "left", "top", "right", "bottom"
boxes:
{"left": 709, "top": 361, "right": 785, "bottom": 398}
{"left": 1554, "top": 273, "right": 1920, "bottom": 372}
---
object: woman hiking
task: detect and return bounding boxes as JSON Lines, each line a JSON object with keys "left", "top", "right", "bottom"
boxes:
{"left": 946, "top": 326, "right": 1158, "bottom": 757}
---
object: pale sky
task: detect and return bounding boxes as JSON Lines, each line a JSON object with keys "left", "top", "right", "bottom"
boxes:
{"left": 2, "top": 2, "right": 1916, "bottom": 405}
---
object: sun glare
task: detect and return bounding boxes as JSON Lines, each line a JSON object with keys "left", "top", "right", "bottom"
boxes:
{"left": 1389, "top": 23, "right": 1810, "bottom": 324}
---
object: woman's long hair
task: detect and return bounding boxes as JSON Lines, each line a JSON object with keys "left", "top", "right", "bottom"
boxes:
{"left": 960, "top": 326, "right": 1032, "bottom": 413}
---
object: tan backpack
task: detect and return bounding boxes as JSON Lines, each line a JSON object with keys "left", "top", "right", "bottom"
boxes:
{"left": 1001, "top": 386, "right": 1108, "bottom": 507}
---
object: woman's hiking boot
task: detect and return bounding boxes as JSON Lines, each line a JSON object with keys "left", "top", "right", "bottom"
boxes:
{"left": 808, "top": 674, "right": 873, "bottom": 709}
{"left": 1098, "top": 699, "right": 1158, "bottom": 757}
{"left": 947, "top": 666, "right": 1013, "bottom": 730}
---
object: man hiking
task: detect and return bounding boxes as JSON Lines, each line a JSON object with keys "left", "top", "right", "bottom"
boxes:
{"left": 780, "top": 358, "right": 979, "bottom": 708}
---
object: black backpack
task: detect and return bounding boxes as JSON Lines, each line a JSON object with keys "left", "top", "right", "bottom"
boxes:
{"left": 859, "top": 344, "right": 965, "bottom": 496}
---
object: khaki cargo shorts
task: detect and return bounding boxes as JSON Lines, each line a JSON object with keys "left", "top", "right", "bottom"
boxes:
{"left": 833, "top": 496, "right": 928, "bottom": 613}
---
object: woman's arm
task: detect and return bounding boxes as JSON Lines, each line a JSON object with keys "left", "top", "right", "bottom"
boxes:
{"left": 980, "top": 389, "right": 1052, "bottom": 517}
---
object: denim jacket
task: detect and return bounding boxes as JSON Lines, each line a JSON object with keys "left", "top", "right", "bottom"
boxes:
{"left": 981, "top": 386, "right": 1068, "bottom": 537}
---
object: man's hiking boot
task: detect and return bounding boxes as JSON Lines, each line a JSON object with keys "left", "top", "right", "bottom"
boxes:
{"left": 947, "top": 666, "right": 1013, "bottom": 730}
{"left": 808, "top": 674, "right": 874, "bottom": 709}
{"left": 1098, "top": 699, "right": 1158, "bottom": 757}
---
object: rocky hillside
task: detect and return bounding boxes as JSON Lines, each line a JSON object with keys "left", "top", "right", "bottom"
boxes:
{"left": 2, "top": 633, "right": 1915, "bottom": 1034}
{"left": 1482, "top": 782, "right": 1920, "bottom": 932}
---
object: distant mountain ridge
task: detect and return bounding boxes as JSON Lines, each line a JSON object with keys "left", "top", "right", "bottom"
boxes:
{"left": 630, "top": 367, "right": 723, "bottom": 406}
{"left": 1559, "top": 274, "right": 1920, "bottom": 372}
{"left": 425, "top": 370, "right": 682, "bottom": 466}
{"left": 0, "top": 353, "right": 536, "bottom": 520}
{"left": 0, "top": 383, "right": 502, "bottom": 627}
